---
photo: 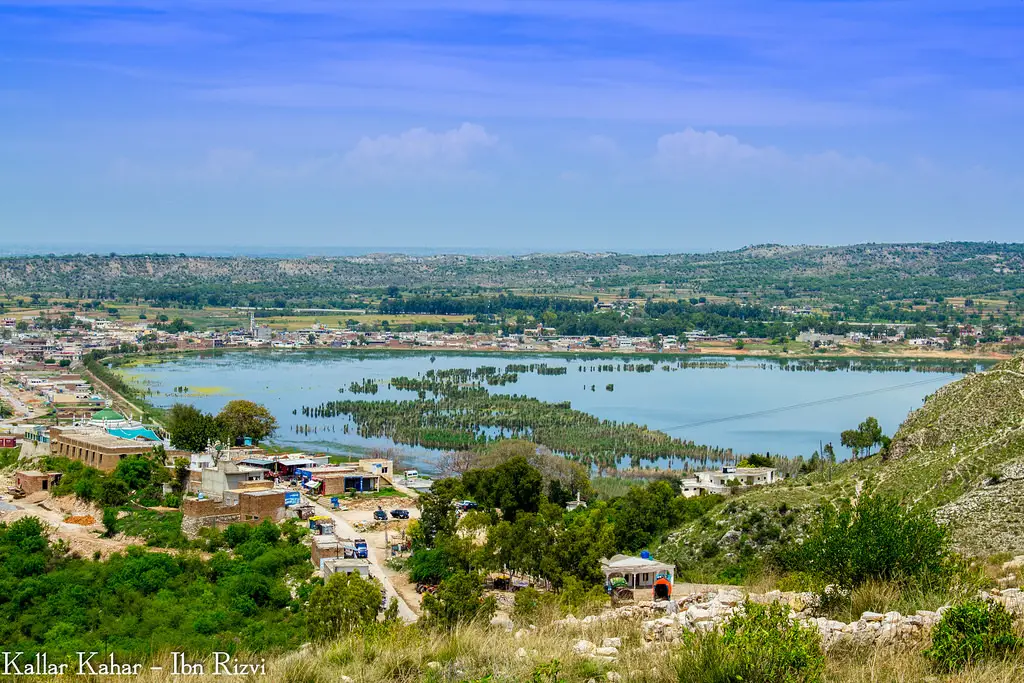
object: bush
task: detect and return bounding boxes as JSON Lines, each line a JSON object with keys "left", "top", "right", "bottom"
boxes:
{"left": 798, "top": 495, "right": 950, "bottom": 590}
{"left": 421, "top": 572, "right": 496, "bottom": 630}
{"left": 675, "top": 601, "right": 824, "bottom": 683}
{"left": 558, "top": 576, "right": 608, "bottom": 616}
{"left": 512, "top": 587, "right": 559, "bottom": 624}
{"left": 924, "top": 598, "right": 1021, "bottom": 673}
{"left": 306, "top": 572, "right": 382, "bottom": 641}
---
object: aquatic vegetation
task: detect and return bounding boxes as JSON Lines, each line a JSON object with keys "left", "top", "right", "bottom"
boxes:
{"left": 301, "top": 379, "right": 734, "bottom": 471}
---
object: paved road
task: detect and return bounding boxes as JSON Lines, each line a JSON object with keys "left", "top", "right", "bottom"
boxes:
{"left": 308, "top": 496, "right": 419, "bottom": 623}
{"left": 0, "top": 381, "right": 32, "bottom": 420}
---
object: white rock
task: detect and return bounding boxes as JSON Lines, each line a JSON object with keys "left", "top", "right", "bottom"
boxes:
{"left": 573, "top": 640, "right": 597, "bottom": 655}
{"left": 607, "top": 673, "right": 622, "bottom": 683}
{"left": 490, "top": 613, "right": 514, "bottom": 631}
{"left": 688, "top": 607, "right": 713, "bottom": 622}
{"left": 595, "top": 647, "right": 619, "bottom": 657}
{"left": 516, "top": 648, "right": 528, "bottom": 659}
{"left": 717, "top": 589, "right": 744, "bottom": 606}
{"left": 426, "top": 662, "right": 441, "bottom": 670}
{"left": 861, "top": 611, "right": 884, "bottom": 622}
{"left": 602, "top": 637, "right": 622, "bottom": 648}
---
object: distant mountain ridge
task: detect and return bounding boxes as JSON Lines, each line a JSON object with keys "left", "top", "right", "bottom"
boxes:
{"left": 2, "top": 242, "right": 1023, "bottom": 298}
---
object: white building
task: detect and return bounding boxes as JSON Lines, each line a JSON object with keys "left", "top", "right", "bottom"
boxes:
{"left": 680, "top": 466, "right": 778, "bottom": 498}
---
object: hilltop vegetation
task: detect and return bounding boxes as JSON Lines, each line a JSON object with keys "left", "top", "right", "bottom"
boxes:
{"left": 0, "top": 516, "right": 315, "bottom": 660}
{"left": 2, "top": 243, "right": 1023, "bottom": 307}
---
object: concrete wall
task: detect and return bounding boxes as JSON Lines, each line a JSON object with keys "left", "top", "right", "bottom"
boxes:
{"left": 181, "top": 492, "right": 284, "bottom": 538}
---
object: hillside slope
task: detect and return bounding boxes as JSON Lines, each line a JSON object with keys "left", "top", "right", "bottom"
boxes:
{"left": 2, "top": 242, "right": 1023, "bottom": 298}
{"left": 880, "top": 353, "right": 1024, "bottom": 554}
{"left": 659, "top": 354, "right": 1024, "bottom": 573}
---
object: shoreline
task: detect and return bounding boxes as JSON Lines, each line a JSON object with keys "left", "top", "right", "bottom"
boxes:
{"left": 118, "top": 343, "right": 1006, "bottom": 367}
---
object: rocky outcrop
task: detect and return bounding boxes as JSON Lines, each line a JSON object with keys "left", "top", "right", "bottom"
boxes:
{"left": 549, "top": 587, "right": 1024, "bottom": 655}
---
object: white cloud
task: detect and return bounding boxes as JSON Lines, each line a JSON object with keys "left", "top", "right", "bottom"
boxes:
{"left": 655, "top": 128, "right": 879, "bottom": 176}
{"left": 343, "top": 123, "right": 497, "bottom": 177}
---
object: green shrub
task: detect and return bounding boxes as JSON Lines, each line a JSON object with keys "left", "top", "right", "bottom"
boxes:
{"left": 798, "top": 495, "right": 951, "bottom": 590}
{"left": 306, "top": 572, "right": 382, "bottom": 641}
{"left": 674, "top": 600, "right": 825, "bottom": 683}
{"left": 924, "top": 598, "right": 1020, "bottom": 673}
{"left": 557, "top": 576, "right": 608, "bottom": 616}
{"left": 421, "top": 572, "right": 496, "bottom": 630}
{"left": 512, "top": 586, "right": 559, "bottom": 623}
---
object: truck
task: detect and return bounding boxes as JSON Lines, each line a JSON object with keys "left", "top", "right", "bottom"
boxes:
{"left": 354, "top": 538, "right": 368, "bottom": 559}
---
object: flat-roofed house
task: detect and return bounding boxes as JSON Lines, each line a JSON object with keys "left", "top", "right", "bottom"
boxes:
{"left": 680, "top": 466, "right": 778, "bottom": 498}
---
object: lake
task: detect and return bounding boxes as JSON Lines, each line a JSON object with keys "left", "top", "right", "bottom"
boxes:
{"left": 123, "top": 351, "right": 973, "bottom": 473}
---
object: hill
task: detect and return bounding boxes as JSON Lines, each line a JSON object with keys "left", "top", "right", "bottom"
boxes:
{"left": 658, "top": 353, "right": 1024, "bottom": 577}
{"left": 1, "top": 242, "right": 1023, "bottom": 304}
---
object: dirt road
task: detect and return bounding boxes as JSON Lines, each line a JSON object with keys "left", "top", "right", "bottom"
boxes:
{"left": 308, "top": 495, "right": 420, "bottom": 623}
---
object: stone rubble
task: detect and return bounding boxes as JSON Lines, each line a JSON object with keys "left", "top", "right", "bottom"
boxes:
{"left": 550, "top": 586, "right": 1024, "bottom": 657}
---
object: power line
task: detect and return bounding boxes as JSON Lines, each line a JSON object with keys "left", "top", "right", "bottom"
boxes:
{"left": 661, "top": 375, "right": 948, "bottom": 432}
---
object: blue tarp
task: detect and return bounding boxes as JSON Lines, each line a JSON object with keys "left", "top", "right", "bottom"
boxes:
{"left": 107, "top": 427, "right": 161, "bottom": 442}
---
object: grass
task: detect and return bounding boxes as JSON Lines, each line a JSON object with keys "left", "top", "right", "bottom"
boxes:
{"left": 36, "top": 618, "right": 1024, "bottom": 683}
{"left": 0, "top": 446, "right": 20, "bottom": 469}
{"left": 115, "top": 509, "right": 191, "bottom": 549}
{"left": 591, "top": 476, "right": 646, "bottom": 500}
{"left": 346, "top": 486, "right": 410, "bottom": 500}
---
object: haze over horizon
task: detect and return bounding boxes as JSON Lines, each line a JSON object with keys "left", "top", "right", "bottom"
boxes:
{"left": 2, "top": 1, "right": 1022, "bottom": 251}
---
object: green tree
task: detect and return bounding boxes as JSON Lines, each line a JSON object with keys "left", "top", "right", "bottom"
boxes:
{"left": 166, "top": 403, "right": 218, "bottom": 452}
{"left": 102, "top": 508, "right": 118, "bottom": 538}
{"left": 840, "top": 416, "right": 885, "bottom": 459}
{"left": 462, "top": 455, "right": 542, "bottom": 522}
{"left": 113, "top": 455, "right": 155, "bottom": 491}
{"left": 99, "top": 479, "right": 130, "bottom": 507}
{"left": 415, "top": 478, "right": 465, "bottom": 549}
{"left": 421, "top": 572, "right": 496, "bottom": 630}
{"left": 172, "top": 457, "right": 191, "bottom": 495}
{"left": 306, "top": 572, "right": 382, "bottom": 640}
{"left": 216, "top": 400, "right": 278, "bottom": 445}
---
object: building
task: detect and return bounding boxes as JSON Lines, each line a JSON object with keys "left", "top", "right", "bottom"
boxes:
{"left": 600, "top": 553, "right": 674, "bottom": 590}
{"left": 311, "top": 534, "right": 358, "bottom": 566}
{"left": 200, "top": 460, "right": 270, "bottom": 498}
{"left": 14, "top": 470, "right": 62, "bottom": 495}
{"left": 87, "top": 407, "right": 134, "bottom": 429}
{"left": 297, "top": 458, "right": 394, "bottom": 495}
{"left": 321, "top": 557, "right": 371, "bottom": 578}
{"left": 49, "top": 426, "right": 158, "bottom": 473}
{"left": 180, "top": 488, "right": 286, "bottom": 537}
{"left": 680, "top": 466, "right": 778, "bottom": 497}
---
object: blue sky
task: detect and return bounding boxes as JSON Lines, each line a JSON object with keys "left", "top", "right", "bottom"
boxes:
{"left": 1, "top": 1, "right": 1022, "bottom": 253}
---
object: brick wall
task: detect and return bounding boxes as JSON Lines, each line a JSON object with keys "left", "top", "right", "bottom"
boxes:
{"left": 239, "top": 491, "right": 285, "bottom": 521}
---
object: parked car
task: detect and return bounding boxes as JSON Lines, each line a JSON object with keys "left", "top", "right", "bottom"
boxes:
{"left": 354, "top": 539, "right": 368, "bottom": 559}
{"left": 373, "top": 509, "right": 388, "bottom": 521}
{"left": 390, "top": 509, "right": 410, "bottom": 519}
